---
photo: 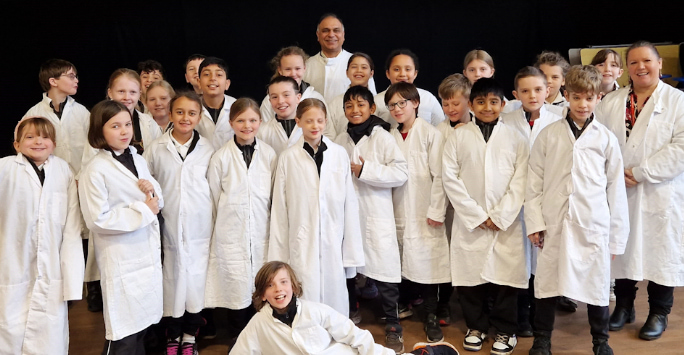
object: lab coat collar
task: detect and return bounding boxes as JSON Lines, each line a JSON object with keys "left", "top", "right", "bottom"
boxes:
{"left": 98, "top": 146, "right": 140, "bottom": 181}
{"left": 263, "top": 298, "right": 302, "bottom": 325}
{"left": 16, "top": 153, "right": 51, "bottom": 187}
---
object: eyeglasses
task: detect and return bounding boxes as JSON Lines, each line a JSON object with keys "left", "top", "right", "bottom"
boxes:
{"left": 61, "top": 73, "right": 78, "bottom": 80}
{"left": 386, "top": 99, "right": 409, "bottom": 111}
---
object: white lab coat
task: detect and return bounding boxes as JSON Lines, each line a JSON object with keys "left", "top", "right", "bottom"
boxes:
{"left": 22, "top": 94, "right": 90, "bottom": 175}
{"left": 143, "top": 131, "right": 214, "bottom": 317}
{"left": 78, "top": 147, "right": 164, "bottom": 340}
{"left": 375, "top": 88, "right": 446, "bottom": 127}
{"left": 196, "top": 94, "right": 238, "bottom": 151}
{"left": 327, "top": 92, "right": 349, "bottom": 140}
{"left": 501, "top": 105, "right": 563, "bottom": 275}
{"left": 391, "top": 118, "right": 449, "bottom": 284}
{"left": 257, "top": 118, "right": 303, "bottom": 156}
{"left": 303, "top": 49, "right": 378, "bottom": 103}
{"left": 205, "top": 138, "right": 277, "bottom": 310}
{"left": 268, "top": 137, "right": 364, "bottom": 316}
{"left": 230, "top": 298, "right": 394, "bottom": 355}
{"left": 0, "top": 154, "right": 84, "bottom": 355}
{"left": 335, "top": 126, "right": 408, "bottom": 283}
{"left": 442, "top": 120, "right": 529, "bottom": 288}
{"left": 596, "top": 81, "right": 684, "bottom": 286}
{"left": 525, "top": 118, "right": 629, "bottom": 306}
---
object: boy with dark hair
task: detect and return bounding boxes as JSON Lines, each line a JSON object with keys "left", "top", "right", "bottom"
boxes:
{"left": 196, "top": 56, "right": 237, "bottom": 150}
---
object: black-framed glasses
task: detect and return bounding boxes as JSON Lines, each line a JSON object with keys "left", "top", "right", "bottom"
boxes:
{"left": 387, "top": 99, "right": 409, "bottom": 111}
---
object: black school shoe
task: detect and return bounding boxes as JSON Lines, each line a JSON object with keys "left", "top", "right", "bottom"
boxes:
{"left": 639, "top": 313, "right": 668, "bottom": 340}
{"left": 528, "top": 332, "right": 552, "bottom": 355}
{"left": 425, "top": 314, "right": 444, "bottom": 342}
{"left": 608, "top": 305, "right": 635, "bottom": 331}
{"left": 592, "top": 339, "right": 614, "bottom": 355}
{"left": 556, "top": 296, "right": 577, "bottom": 313}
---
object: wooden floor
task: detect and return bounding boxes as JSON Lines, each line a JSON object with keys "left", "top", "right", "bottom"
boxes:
{"left": 69, "top": 281, "right": 684, "bottom": 354}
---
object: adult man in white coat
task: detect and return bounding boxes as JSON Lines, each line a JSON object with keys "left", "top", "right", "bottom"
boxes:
{"left": 595, "top": 41, "right": 684, "bottom": 341}
{"left": 303, "top": 13, "right": 377, "bottom": 103}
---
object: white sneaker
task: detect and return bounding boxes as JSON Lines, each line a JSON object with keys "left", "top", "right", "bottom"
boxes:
{"left": 610, "top": 280, "right": 616, "bottom": 302}
{"left": 491, "top": 334, "right": 517, "bottom": 355}
{"left": 463, "top": 329, "right": 486, "bottom": 352}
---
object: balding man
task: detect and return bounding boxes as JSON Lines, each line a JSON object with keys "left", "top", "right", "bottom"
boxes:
{"left": 303, "top": 13, "right": 377, "bottom": 103}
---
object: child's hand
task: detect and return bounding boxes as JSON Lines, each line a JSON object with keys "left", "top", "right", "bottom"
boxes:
{"left": 350, "top": 156, "right": 365, "bottom": 178}
{"left": 145, "top": 194, "right": 160, "bottom": 214}
{"left": 529, "top": 231, "right": 545, "bottom": 249}
{"left": 624, "top": 168, "right": 638, "bottom": 188}
{"left": 138, "top": 179, "right": 155, "bottom": 195}
{"left": 485, "top": 218, "right": 500, "bottom": 231}
{"left": 427, "top": 218, "right": 443, "bottom": 227}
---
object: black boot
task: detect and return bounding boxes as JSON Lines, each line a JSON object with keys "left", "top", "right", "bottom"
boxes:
{"left": 639, "top": 314, "right": 667, "bottom": 340}
{"left": 592, "top": 338, "right": 613, "bottom": 355}
{"left": 529, "top": 331, "right": 552, "bottom": 355}
{"left": 86, "top": 281, "right": 103, "bottom": 312}
{"left": 608, "top": 306, "right": 635, "bottom": 331}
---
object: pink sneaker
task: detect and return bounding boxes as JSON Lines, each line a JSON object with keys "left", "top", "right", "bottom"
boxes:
{"left": 180, "top": 342, "right": 198, "bottom": 355}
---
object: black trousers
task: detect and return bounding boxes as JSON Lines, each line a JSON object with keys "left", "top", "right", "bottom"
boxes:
{"left": 518, "top": 275, "right": 536, "bottom": 327}
{"left": 102, "top": 329, "right": 146, "bottom": 355}
{"left": 534, "top": 296, "right": 609, "bottom": 340}
{"left": 418, "top": 283, "right": 439, "bottom": 319}
{"left": 375, "top": 279, "right": 400, "bottom": 326}
{"left": 163, "top": 311, "right": 205, "bottom": 340}
{"left": 614, "top": 279, "right": 674, "bottom": 315}
{"left": 438, "top": 282, "right": 454, "bottom": 308}
{"left": 457, "top": 283, "right": 518, "bottom": 335}
{"left": 347, "top": 277, "right": 359, "bottom": 312}
{"left": 226, "top": 305, "right": 256, "bottom": 338}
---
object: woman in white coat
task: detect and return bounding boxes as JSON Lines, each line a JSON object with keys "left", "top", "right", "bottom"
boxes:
{"left": 143, "top": 92, "right": 214, "bottom": 353}
{"left": 205, "top": 99, "right": 277, "bottom": 336}
{"left": 595, "top": 41, "right": 684, "bottom": 340}
{"left": 0, "top": 118, "right": 84, "bottom": 355}
{"left": 79, "top": 101, "right": 163, "bottom": 354}
{"left": 268, "top": 99, "right": 364, "bottom": 317}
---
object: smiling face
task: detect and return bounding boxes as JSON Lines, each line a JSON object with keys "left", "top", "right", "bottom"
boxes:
{"left": 140, "top": 70, "right": 162, "bottom": 94}
{"left": 595, "top": 53, "right": 624, "bottom": 89}
{"left": 262, "top": 268, "right": 294, "bottom": 312}
{"left": 278, "top": 55, "right": 306, "bottom": 85}
{"left": 386, "top": 54, "right": 418, "bottom": 84}
{"left": 200, "top": 64, "right": 230, "bottom": 99}
{"left": 268, "top": 82, "right": 301, "bottom": 120}
{"left": 513, "top": 76, "right": 548, "bottom": 113}
{"left": 316, "top": 16, "right": 345, "bottom": 56}
{"left": 14, "top": 125, "right": 55, "bottom": 166}
{"left": 52, "top": 68, "right": 79, "bottom": 96}
{"left": 344, "top": 96, "right": 376, "bottom": 125}
{"left": 230, "top": 108, "right": 261, "bottom": 145}
{"left": 185, "top": 58, "right": 204, "bottom": 89}
{"left": 347, "top": 56, "right": 373, "bottom": 87}
{"left": 145, "top": 86, "right": 172, "bottom": 122}
{"left": 566, "top": 91, "right": 599, "bottom": 123}
{"left": 170, "top": 97, "right": 201, "bottom": 140}
{"left": 627, "top": 46, "right": 662, "bottom": 90}
{"left": 469, "top": 93, "right": 504, "bottom": 123}
{"left": 103, "top": 111, "right": 133, "bottom": 153}
{"left": 108, "top": 76, "right": 141, "bottom": 113}
{"left": 464, "top": 59, "right": 495, "bottom": 84}
{"left": 387, "top": 93, "right": 418, "bottom": 125}
{"left": 441, "top": 93, "right": 470, "bottom": 123}
{"left": 539, "top": 64, "right": 565, "bottom": 103}
{"left": 296, "top": 107, "right": 326, "bottom": 146}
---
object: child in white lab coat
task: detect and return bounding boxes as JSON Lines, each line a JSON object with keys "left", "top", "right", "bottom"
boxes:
{"left": 78, "top": 100, "right": 164, "bottom": 355}
{"left": 328, "top": 52, "right": 376, "bottom": 138}
{"left": 268, "top": 98, "right": 364, "bottom": 321}
{"left": 143, "top": 91, "right": 214, "bottom": 355}
{"left": 196, "top": 56, "right": 237, "bottom": 150}
{"left": 525, "top": 65, "right": 629, "bottom": 355}
{"left": 184, "top": 54, "right": 205, "bottom": 95}
{"left": 374, "top": 49, "right": 445, "bottom": 127}
{"left": 535, "top": 51, "right": 571, "bottom": 108}
{"left": 462, "top": 49, "right": 497, "bottom": 85}
{"left": 501, "top": 66, "right": 562, "bottom": 337}
{"left": 442, "top": 78, "right": 528, "bottom": 355}
{"left": 205, "top": 97, "right": 277, "bottom": 341}
{"left": 334, "top": 85, "right": 409, "bottom": 352}
{"left": 385, "top": 82, "right": 449, "bottom": 345}
{"left": 257, "top": 76, "right": 303, "bottom": 155}
{"left": 0, "top": 117, "right": 84, "bottom": 355}
{"left": 144, "top": 80, "right": 175, "bottom": 132}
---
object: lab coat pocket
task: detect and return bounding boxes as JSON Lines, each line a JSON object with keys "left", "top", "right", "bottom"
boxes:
{"left": 51, "top": 192, "right": 68, "bottom": 225}
{"left": 120, "top": 258, "right": 160, "bottom": 313}
{"left": 299, "top": 325, "right": 333, "bottom": 354}
{"left": 563, "top": 220, "right": 604, "bottom": 264}
{"left": 0, "top": 281, "right": 31, "bottom": 327}
{"left": 365, "top": 217, "right": 398, "bottom": 273}
{"left": 409, "top": 151, "right": 430, "bottom": 177}
{"left": 647, "top": 117, "right": 674, "bottom": 149}
{"left": 575, "top": 147, "right": 607, "bottom": 186}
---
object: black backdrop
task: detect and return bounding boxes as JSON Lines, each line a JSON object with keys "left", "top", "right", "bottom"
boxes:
{"left": 2, "top": 0, "right": 682, "bottom": 158}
